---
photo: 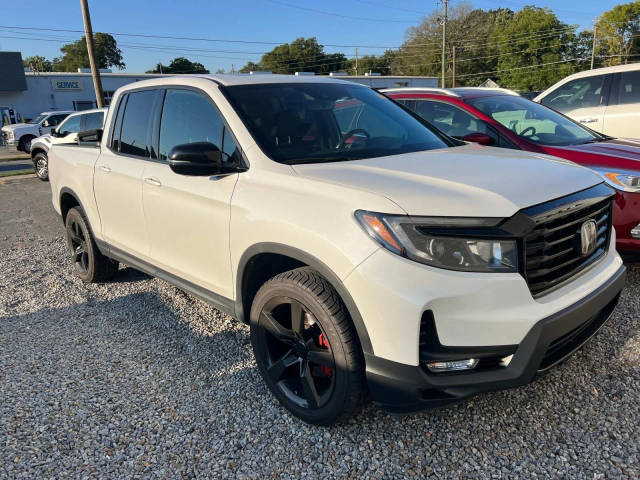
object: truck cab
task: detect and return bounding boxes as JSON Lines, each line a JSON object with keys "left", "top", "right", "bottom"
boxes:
{"left": 1, "top": 110, "right": 73, "bottom": 152}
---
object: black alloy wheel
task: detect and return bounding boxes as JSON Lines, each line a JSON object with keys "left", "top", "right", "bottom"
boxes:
{"left": 257, "top": 296, "right": 336, "bottom": 409}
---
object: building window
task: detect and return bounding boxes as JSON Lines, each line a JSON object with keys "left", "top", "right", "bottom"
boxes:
{"left": 394, "top": 82, "right": 409, "bottom": 87}
{"left": 103, "top": 91, "right": 115, "bottom": 106}
{"left": 73, "top": 100, "right": 97, "bottom": 111}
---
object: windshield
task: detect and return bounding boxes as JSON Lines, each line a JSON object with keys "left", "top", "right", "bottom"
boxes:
{"left": 468, "top": 95, "right": 600, "bottom": 146}
{"left": 223, "top": 83, "right": 449, "bottom": 164}
{"left": 28, "top": 114, "right": 47, "bottom": 125}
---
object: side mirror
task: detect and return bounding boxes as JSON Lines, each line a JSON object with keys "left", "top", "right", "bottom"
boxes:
{"left": 50, "top": 129, "right": 59, "bottom": 138}
{"left": 77, "top": 129, "right": 103, "bottom": 143}
{"left": 168, "top": 142, "right": 223, "bottom": 176}
{"left": 462, "top": 132, "right": 493, "bottom": 146}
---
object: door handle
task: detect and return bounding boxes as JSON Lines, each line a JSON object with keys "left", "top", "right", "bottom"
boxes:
{"left": 98, "top": 165, "right": 111, "bottom": 172}
{"left": 579, "top": 118, "right": 598, "bottom": 124}
{"left": 144, "top": 177, "right": 162, "bottom": 187}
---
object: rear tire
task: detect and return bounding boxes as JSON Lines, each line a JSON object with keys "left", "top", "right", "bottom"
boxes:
{"left": 250, "top": 267, "right": 365, "bottom": 425}
{"left": 64, "top": 207, "right": 119, "bottom": 283}
{"left": 33, "top": 152, "right": 49, "bottom": 181}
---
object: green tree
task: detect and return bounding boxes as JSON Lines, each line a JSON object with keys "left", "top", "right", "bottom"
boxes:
{"left": 239, "top": 61, "right": 261, "bottom": 73}
{"left": 596, "top": 2, "right": 640, "bottom": 66}
{"left": 391, "top": 3, "right": 514, "bottom": 86}
{"left": 23, "top": 55, "right": 53, "bottom": 72}
{"left": 147, "top": 57, "right": 209, "bottom": 74}
{"left": 53, "top": 33, "right": 124, "bottom": 71}
{"left": 344, "top": 50, "right": 396, "bottom": 75}
{"left": 490, "top": 7, "right": 578, "bottom": 91}
{"left": 240, "top": 37, "right": 347, "bottom": 74}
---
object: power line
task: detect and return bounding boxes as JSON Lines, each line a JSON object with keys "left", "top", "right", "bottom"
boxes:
{"left": 263, "top": 0, "right": 417, "bottom": 23}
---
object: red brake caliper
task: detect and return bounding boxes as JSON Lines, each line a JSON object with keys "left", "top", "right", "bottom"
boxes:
{"left": 317, "top": 333, "right": 332, "bottom": 377}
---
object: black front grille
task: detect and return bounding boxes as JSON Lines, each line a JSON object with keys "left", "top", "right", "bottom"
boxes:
{"left": 523, "top": 189, "right": 612, "bottom": 297}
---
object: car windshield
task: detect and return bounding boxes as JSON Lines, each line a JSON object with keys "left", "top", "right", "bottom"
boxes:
{"left": 28, "top": 114, "right": 47, "bottom": 125}
{"left": 223, "top": 83, "right": 449, "bottom": 164}
{"left": 468, "top": 95, "right": 600, "bottom": 146}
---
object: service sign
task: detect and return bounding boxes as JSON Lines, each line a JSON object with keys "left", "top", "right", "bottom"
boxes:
{"left": 52, "top": 79, "right": 83, "bottom": 91}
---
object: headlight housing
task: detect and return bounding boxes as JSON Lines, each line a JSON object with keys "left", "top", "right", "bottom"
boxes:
{"left": 355, "top": 210, "right": 518, "bottom": 272}
{"left": 592, "top": 167, "right": 640, "bottom": 193}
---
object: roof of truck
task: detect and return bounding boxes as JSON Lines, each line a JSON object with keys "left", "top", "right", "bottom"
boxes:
{"left": 189, "top": 74, "right": 353, "bottom": 86}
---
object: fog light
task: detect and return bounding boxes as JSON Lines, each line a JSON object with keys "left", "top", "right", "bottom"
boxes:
{"left": 631, "top": 224, "right": 640, "bottom": 239}
{"left": 426, "top": 358, "right": 478, "bottom": 373}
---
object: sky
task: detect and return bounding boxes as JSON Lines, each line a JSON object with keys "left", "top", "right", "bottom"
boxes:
{"left": 0, "top": 0, "right": 623, "bottom": 74}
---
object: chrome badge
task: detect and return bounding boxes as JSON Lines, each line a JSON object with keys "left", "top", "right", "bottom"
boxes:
{"left": 580, "top": 220, "right": 598, "bottom": 256}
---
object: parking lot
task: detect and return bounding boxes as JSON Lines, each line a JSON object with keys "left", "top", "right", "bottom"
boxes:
{"left": 0, "top": 175, "right": 638, "bottom": 478}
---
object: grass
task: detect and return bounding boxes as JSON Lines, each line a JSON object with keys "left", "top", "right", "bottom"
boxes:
{"left": 0, "top": 169, "right": 34, "bottom": 178}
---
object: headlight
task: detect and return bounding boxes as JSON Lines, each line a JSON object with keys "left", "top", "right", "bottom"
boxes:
{"left": 592, "top": 167, "right": 640, "bottom": 193}
{"left": 355, "top": 210, "right": 518, "bottom": 272}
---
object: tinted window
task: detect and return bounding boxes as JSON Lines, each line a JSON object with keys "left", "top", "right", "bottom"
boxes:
{"left": 224, "top": 83, "right": 449, "bottom": 164}
{"left": 617, "top": 71, "right": 640, "bottom": 105}
{"left": 222, "top": 127, "right": 242, "bottom": 165}
{"left": 159, "top": 89, "right": 223, "bottom": 161}
{"left": 120, "top": 90, "right": 157, "bottom": 157}
{"left": 111, "top": 95, "right": 127, "bottom": 151}
{"left": 58, "top": 115, "right": 81, "bottom": 135}
{"left": 412, "top": 100, "right": 491, "bottom": 139}
{"left": 84, "top": 112, "right": 104, "bottom": 131}
{"left": 541, "top": 76, "right": 604, "bottom": 113}
{"left": 48, "top": 114, "right": 69, "bottom": 126}
{"left": 469, "top": 95, "right": 598, "bottom": 146}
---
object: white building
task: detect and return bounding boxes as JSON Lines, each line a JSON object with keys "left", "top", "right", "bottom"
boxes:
{"left": 0, "top": 71, "right": 166, "bottom": 121}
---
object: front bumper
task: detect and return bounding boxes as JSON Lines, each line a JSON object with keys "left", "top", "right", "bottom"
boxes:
{"left": 613, "top": 190, "right": 640, "bottom": 255}
{"left": 365, "top": 264, "right": 626, "bottom": 413}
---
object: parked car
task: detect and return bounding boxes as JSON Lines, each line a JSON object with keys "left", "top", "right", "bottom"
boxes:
{"left": 384, "top": 87, "right": 640, "bottom": 256}
{"left": 1, "top": 110, "right": 73, "bottom": 152}
{"left": 30, "top": 108, "right": 106, "bottom": 181}
{"left": 534, "top": 63, "right": 640, "bottom": 139}
{"left": 49, "top": 75, "right": 625, "bottom": 425}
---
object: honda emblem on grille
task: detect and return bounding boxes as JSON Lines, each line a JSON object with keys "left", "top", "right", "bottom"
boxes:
{"left": 579, "top": 220, "right": 598, "bottom": 256}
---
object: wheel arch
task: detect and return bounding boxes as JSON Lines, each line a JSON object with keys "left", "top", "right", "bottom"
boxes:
{"left": 30, "top": 147, "right": 47, "bottom": 162}
{"left": 236, "top": 243, "right": 373, "bottom": 355}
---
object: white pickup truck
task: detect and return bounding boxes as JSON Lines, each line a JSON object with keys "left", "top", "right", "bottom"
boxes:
{"left": 1, "top": 110, "right": 73, "bottom": 152}
{"left": 49, "top": 74, "right": 625, "bottom": 425}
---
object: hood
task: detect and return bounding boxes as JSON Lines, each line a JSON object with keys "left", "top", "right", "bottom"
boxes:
{"left": 292, "top": 144, "right": 602, "bottom": 217}
{"left": 549, "top": 138, "right": 640, "bottom": 166}
{"left": 1, "top": 123, "right": 33, "bottom": 133}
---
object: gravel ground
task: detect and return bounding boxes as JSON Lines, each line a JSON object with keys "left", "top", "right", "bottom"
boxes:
{"left": 1, "top": 180, "right": 640, "bottom": 478}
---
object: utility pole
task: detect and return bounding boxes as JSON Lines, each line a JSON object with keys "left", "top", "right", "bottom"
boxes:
{"left": 590, "top": 18, "right": 598, "bottom": 70}
{"left": 440, "top": 0, "right": 448, "bottom": 88}
{"left": 80, "top": 0, "right": 104, "bottom": 108}
{"left": 451, "top": 45, "right": 456, "bottom": 88}
{"left": 355, "top": 47, "right": 359, "bottom": 76}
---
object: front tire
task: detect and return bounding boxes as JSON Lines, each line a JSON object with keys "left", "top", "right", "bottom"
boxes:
{"left": 33, "top": 152, "right": 49, "bottom": 181}
{"left": 65, "top": 207, "right": 119, "bottom": 283}
{"left": 19, "top": 135, "right": 35, "bottom": 153}
{"left": 250, "top": 267, "right": 365, "bottom": 425}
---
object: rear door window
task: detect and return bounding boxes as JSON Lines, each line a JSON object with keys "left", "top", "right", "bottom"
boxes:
{"left": 540, "top": 76, "right": 604, "bottom": 112}
{"left": 119, "top": 90, "right": 157, "bottom": 158}
{"left": 617, "top": 70, "right": 640, "bottom": 105}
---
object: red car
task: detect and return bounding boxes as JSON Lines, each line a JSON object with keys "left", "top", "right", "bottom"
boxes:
{"left": 384, "top": 87, "right": 640, "bottom": 256}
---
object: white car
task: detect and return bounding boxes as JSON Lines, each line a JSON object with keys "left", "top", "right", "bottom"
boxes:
{"left": 49, "top": 75, "right": 626, "bottom": 425}
{"left": 30, "top": 108, "right": 107, "bottom": 181}
{"left": 535, "top": 63, "right": 640, "bottom": 139}
{"left": 1, "top": 110, "right": 73, "bottom": 152}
